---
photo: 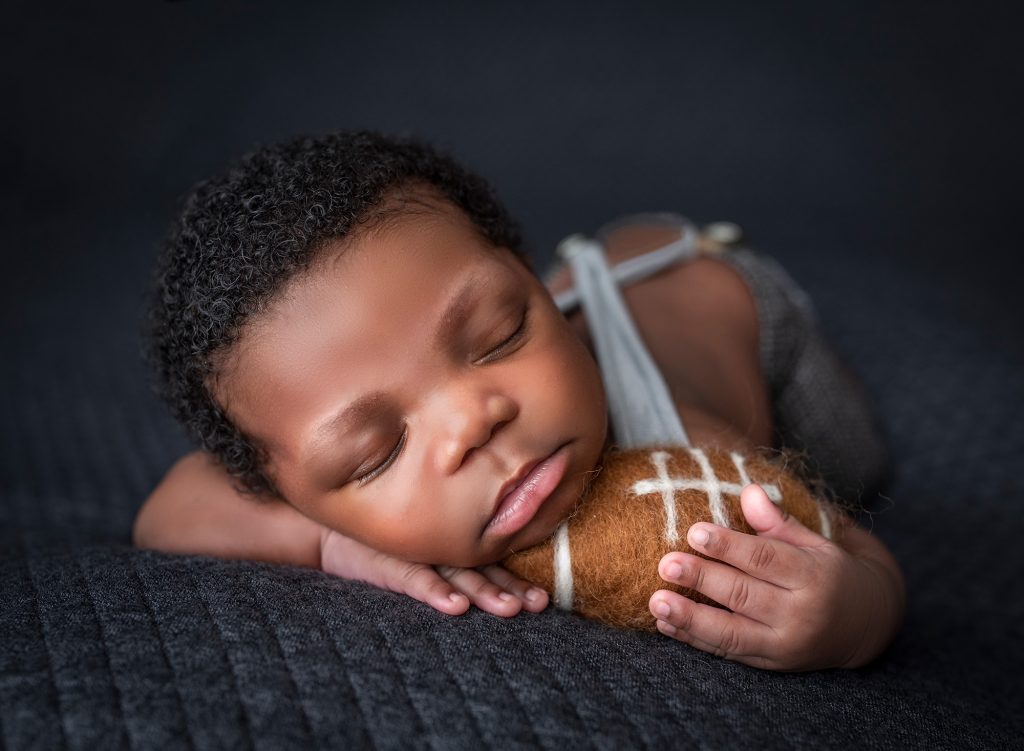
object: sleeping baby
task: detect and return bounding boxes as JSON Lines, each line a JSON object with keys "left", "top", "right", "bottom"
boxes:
{"left": 134, "top": 130, "right": 904, "bottom": 671}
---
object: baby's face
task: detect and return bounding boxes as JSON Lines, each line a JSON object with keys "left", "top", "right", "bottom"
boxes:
{"left": 218, "top": 200, "right": 608, "bottom": 567}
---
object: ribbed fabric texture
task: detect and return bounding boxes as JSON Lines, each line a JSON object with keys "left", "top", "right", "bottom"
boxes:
{"left": 3, "top": 248, "right": 1023, "bottom": 749}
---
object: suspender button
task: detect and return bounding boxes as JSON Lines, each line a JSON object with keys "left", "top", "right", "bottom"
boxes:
{"left": 701, "top": 221, "right": 745, "bottom": 252}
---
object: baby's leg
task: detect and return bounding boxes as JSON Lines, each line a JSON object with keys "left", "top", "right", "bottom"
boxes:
{"left": 713, "top": 246, "right": 890, "bottom": 502}
{"left": 547, "top": 216, "right": 889, "bottom": 501}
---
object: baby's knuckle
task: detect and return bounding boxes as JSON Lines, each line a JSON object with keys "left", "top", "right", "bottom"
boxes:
{"left": 674, "top": 599, "right": 698, "bottom": 632}
{"left": 747, "top": 542, "right": 776, "bottom": 573}
{"left": 715, "top": 625, "right": 744, "bottom": 658}
{"left": 727, "top": 577, "right": 753, "bottom": 612}
{"left": 469, "top": 578, "right": 498, "bottom": 598}
{"left": 691, "top": 563, "right": 708, "bottom": 593}
{"left": 707, "top": 533, "right": 727, "bottom": 557}
{"left": 397, "top": 562, "right": 430, "bottom": 592}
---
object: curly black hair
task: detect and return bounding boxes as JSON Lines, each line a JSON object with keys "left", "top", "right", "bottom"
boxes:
{"left": 144, "top": 130, "right": 527, "bottom": 500}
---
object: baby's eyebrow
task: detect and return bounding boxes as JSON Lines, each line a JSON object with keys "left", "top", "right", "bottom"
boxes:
{"left": 433, "top": 270, "right": 490, "bottom": 348}
{"left": 310, "top": 393, "right": 387, "bottom": 448}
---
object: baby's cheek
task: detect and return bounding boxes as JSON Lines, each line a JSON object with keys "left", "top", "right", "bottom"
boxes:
{"left": 303, "top": 490, "right": 405, "bottom": 554}
{"left": 342, "top": 489, "right": 485, "bottom": 567}
{"left": 548, "top": 341, "right": 605, "bottom": 418}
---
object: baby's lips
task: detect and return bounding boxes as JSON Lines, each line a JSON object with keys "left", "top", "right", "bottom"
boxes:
{"left": 485, "top": 445, "right": 570, "bottom": 538}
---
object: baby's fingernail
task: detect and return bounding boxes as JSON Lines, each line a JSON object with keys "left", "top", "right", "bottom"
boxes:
{"left": 449, "top": 592, "right": 466, "bottom": 604}
{"left": 665, "top": 562, "right": 682, "bottom": 580}
{"left": 689, "top": 527, "right": 710, "bottom": 546}
{"left": 653, "top": 599, "right": 671, "bottom": 618}
{"left": 526, "top": 587, "right": 546, "bottom": 603}
{"left": 498, "top": 591, "right": 515, "bottom": 602}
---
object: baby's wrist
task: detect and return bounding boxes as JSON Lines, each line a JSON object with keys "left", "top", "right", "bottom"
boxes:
{"left": 838, "top": 554, "right": 906, "bottom": 669}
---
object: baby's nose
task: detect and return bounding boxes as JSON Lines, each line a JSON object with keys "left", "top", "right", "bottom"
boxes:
{"left": 434, "top": 392, "right": 517, "bottom": 475}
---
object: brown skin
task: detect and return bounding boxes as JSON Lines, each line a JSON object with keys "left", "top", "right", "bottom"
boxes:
{"left": 135, "top": 200, "right": 904, "bottom": 669}
{"left": 212, "top": 204, "right": 608, "bottom": 568}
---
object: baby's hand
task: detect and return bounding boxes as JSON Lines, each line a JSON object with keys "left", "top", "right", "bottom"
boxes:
{"left": 319, "top": 528, "right": 549, "bottom": 617}
{"left": 649, "top": 484, "right": 904, "bottom": 671}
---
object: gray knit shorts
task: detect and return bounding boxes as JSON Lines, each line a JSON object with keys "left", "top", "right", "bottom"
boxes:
{"left": 714, "top": 246, "right": 889, "bottom": 502}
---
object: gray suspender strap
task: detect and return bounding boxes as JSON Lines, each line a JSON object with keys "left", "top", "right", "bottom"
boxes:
{"left": 551, "top": 221, "right": 701, "bottom": 314}
{"left": 558, "top": 233, "right": 691, "bottom": 449}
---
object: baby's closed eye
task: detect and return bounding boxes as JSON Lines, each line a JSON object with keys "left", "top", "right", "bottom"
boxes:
{"left": 354, "top": 428, "right": 408, "bottom": 486}
{"left": 476, "top": 306, "right": 530, "bottom": 364}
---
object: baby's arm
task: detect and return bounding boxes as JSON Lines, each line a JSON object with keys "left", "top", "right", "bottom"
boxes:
{"left": 134, "top": 451, "right": 322, "bottom": 566}
{"left": 134, "top": 451, "right": 548, "bottom": 617}
{"left": 649, "top": 484, "right": 905, "bottom": 671}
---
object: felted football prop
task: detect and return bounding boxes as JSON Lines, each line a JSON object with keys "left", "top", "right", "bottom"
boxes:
{"left": 502, "top": 446, "right": 841, "bottom": 631}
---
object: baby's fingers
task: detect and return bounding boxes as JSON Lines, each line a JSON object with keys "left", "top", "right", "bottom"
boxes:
{"left": 687, "top": 520, "right": 809, "bottom": 590}
{"left": 657, "top": 552, "right": 781, "bottom": 623}
{"left": 476, "top": 564, "right": 550, "bottom": 613}
{"left": 435, "top": 566, "right": 524, "bottom": 617}
{"left": 319, "top": 532, "right": 472, "bottom": 616}
{"left": 377, "top": 559, "right": 474, "bottom": 616}
{"left": 649, "top": 590, "right": 780, "bottom": 669}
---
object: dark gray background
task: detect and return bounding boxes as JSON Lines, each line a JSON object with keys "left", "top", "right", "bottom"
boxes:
{"left": 5, "top": 0, "right": 1022, "bottom": 365}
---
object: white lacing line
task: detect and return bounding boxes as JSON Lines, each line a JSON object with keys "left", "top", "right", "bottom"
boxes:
{"left": 552, "top": 522, "right": 574, "bottom": 610}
